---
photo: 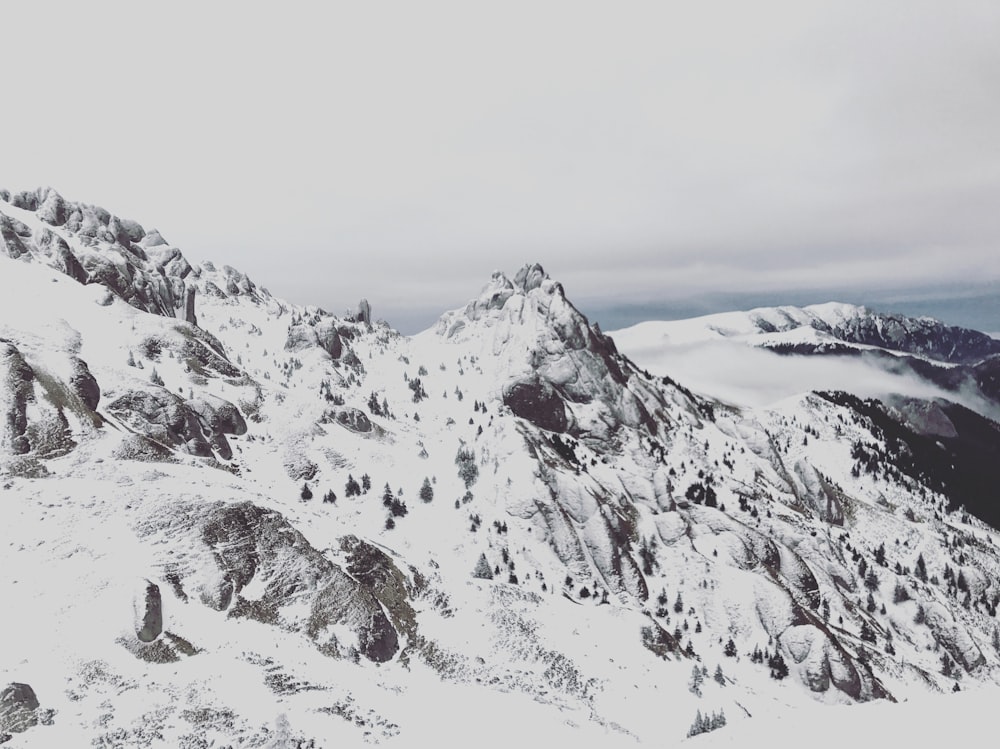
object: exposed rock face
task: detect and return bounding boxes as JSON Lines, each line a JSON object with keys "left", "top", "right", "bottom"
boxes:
{"left": 830, "top": 312, "right": 1000, "bottom": 365}
{"left": 791, "top": 459, "right": 844, "bottom": 525}
{"left": 885, "top": 396, "right": 958, "bottom": 439}
{"left": 285, "top": 318, "right": 345, "bottom": 360}
{"left": 107, "top": 389, "right": 245, "bottom": 460}
{"left": 438, "top": 263, "right": 668, "bottom": 441}
{"left": 0, "top": 341, "right": 34, "bottom": 455}
{"left": 69, "top": 357, "right": 100, "bottom": 411}
{"left": 0, "top": 214, "right": 31, "bottom": 259}
{"left": 135, "top": 580, "right": 164, "bottom": 642}
{"left": 187, "top": 395, "right": 247, "bottom": 460}
{"left": 328, "top": 407, "right": 373, "bottom": 433}
{"left": 357, "top": 298, "right": 371, "bottom": 324}
{"left": 108, "top": 389, "right": 214, "bottom": 457}
{"left": 314, "top": 319, "right": 343, "bottom": 359}
{"left": 0, "top": 682, "right": 40, "bottom": 734}
{"left": 503, "top": 378, "right": 568, "bottom": 433}
{"left": 184, "top": 285, "right": 198, "bottom": 327}
{"left": 138, "top": 501, "right": 402, "bottom": 663}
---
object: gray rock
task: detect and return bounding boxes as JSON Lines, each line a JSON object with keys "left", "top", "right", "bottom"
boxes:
{"left": 184, "top": 286, "right": 198, "bottom": 327}
{"left": 107, "top": 389, "right": 214, "bottom": 458}
{"left": 0, "top": 683, "right": 39, "bottom": 734}
{"left": 503, "top": 378, "right": 568, "bottom": 433}
{"left": 137, "top": 501, "right": 403, "bottom": 664}
{"left": 357, "top": 298, "right": 371, "bottom": 324}
{"left": 0, "top": 342, "right": 34, "bottom": 455}
{"left": 0, "top": 214, "right": 29, "bottom": 259}
{"left": 69, "top": 357, "right": 100, "bottom": 411}
{"left": 136, "top": 581, "right": 164, "bottom": 642}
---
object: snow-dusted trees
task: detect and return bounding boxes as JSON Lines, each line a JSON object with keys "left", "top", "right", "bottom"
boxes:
{"left": 455, "top": 446, "right": 479, "bottom": 488}
{"left": 687, "top": 709, "right": 726, "bottom": 737}
{"left": 419, "top": 477, "right": 434, "bottom": 503}
{"left": 689, "top": 664, "right": 704, "bottom": 696}
{"left": 472, "top": 553, "right": 493, "bottom": 580}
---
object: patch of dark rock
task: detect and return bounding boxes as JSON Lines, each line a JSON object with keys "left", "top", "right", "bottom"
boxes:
{"left": 0, "top": 683, "right": 39, "bottom": 734}
{"left": 119, "top": 631, "right": 199, "bottom": 664}
{"left": 328, "top": 408, "right": 372, "bottom": 433}
{"left": 111, "top": 434, "right": 177, "bottom": 463}
{"left": 503, "top": 378, "right": 568, "bottom": 433}
{"left": 136, "top": 581, "right": 163, "bottom": 642}
{"left": 640, "top": 619, "right": 679, "bottom": 659}
{"left": 69, "top": 357, "right": 100, "bottom": 411}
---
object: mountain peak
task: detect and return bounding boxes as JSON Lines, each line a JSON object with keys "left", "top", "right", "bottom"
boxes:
{"left": 512, "top": 262, "right": 549, "bottom": 292}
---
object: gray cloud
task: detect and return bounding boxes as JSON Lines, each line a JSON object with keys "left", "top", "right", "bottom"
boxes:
{"left": 4, "top": 1, "right": 999, "bottom": 330}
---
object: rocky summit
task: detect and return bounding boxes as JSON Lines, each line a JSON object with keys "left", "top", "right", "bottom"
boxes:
{"left": 3, "top": 188, "right": 1000, "bottom": 746}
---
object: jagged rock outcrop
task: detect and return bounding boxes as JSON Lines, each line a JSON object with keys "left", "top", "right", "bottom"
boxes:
{"left": 69, "top": 357, "right": 100, "bottom": 411}
{"left": 135, "top": 580, "right": 164, "bottom": 642}
{"left": 503, "top": 378, "right": 569, "bottom": 433}
{"left": 107, "top": 389, "right": 245, "bottom": 460}
{"left": 184, "top": 285, "right": 198, "bottom": 327}
{"left": 284, "top": 318, "right": 344, "bottom": 360}
{"left": 0, "top": 341, "right": 34, "bottom": 455}
{"left": 357, "top": 298, "right": 371, "bottom": 324}
{"left": 0, "top": 682, "right": 40, "bottom": 734}
{"left": 437, "top": 263, "right": 668, "bottom": 442}
{"left": 138, "top": 502, "right": 402, "bottom": 663}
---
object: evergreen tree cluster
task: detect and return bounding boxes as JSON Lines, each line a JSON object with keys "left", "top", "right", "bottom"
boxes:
{"left": 455, "top": 446, "right": 479, "bottom": 488}
{"left": 687, "top": 709, "right": 726, "bottom": 737}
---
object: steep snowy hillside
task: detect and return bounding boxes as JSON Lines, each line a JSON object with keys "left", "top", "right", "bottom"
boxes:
{"left": 4, "top": 188, "right": 1000, "bottom": 747}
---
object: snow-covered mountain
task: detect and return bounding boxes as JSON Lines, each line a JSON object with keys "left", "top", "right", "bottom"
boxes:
{"left": 611, "top": 303, "right": 1000, "bottom": 421}
{"left": 4, "top": 188, "right": 1000, "bottom": 746}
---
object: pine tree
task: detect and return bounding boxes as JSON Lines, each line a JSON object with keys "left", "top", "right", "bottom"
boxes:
{"left": 713, "top": 664, "right": 726, "bottom": 686}
{"left": 687, "top": 710, "right": 706, "bottom": 738}
{"left": 472, "top": 553, "right": 493, "bottom": 580}
{"left": 724, "top": 638, "right": 737, "bottom": 657}
{"left": 915, "top": 553, "right": 928, "bottom": 582}
{"left": 300, "top": 483, "right": 313, "bottom": 500}
{"left": 768, "top": 651, "right": 789, "bottom": 680}
{"left": 689, "top": 664, "right": 703, "bottom": 696}
{"left": 361, "top": 474, "right": 371, "bottom": 493}
{"left": 674, "top": 591, "right": 684, "bottom": 614}
{"left": 419, "top": 477, "right": 434, "bottom": 503}
{"left": 345, "top": 474, "right": 361, "bottom": 497}
{"left": 864, "top": 568, "right": 880, "bottom": 591}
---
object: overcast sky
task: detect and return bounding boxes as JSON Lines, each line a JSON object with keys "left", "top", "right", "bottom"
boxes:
{"left": 4, "top": 1, "right": 999, "bottom": 332}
